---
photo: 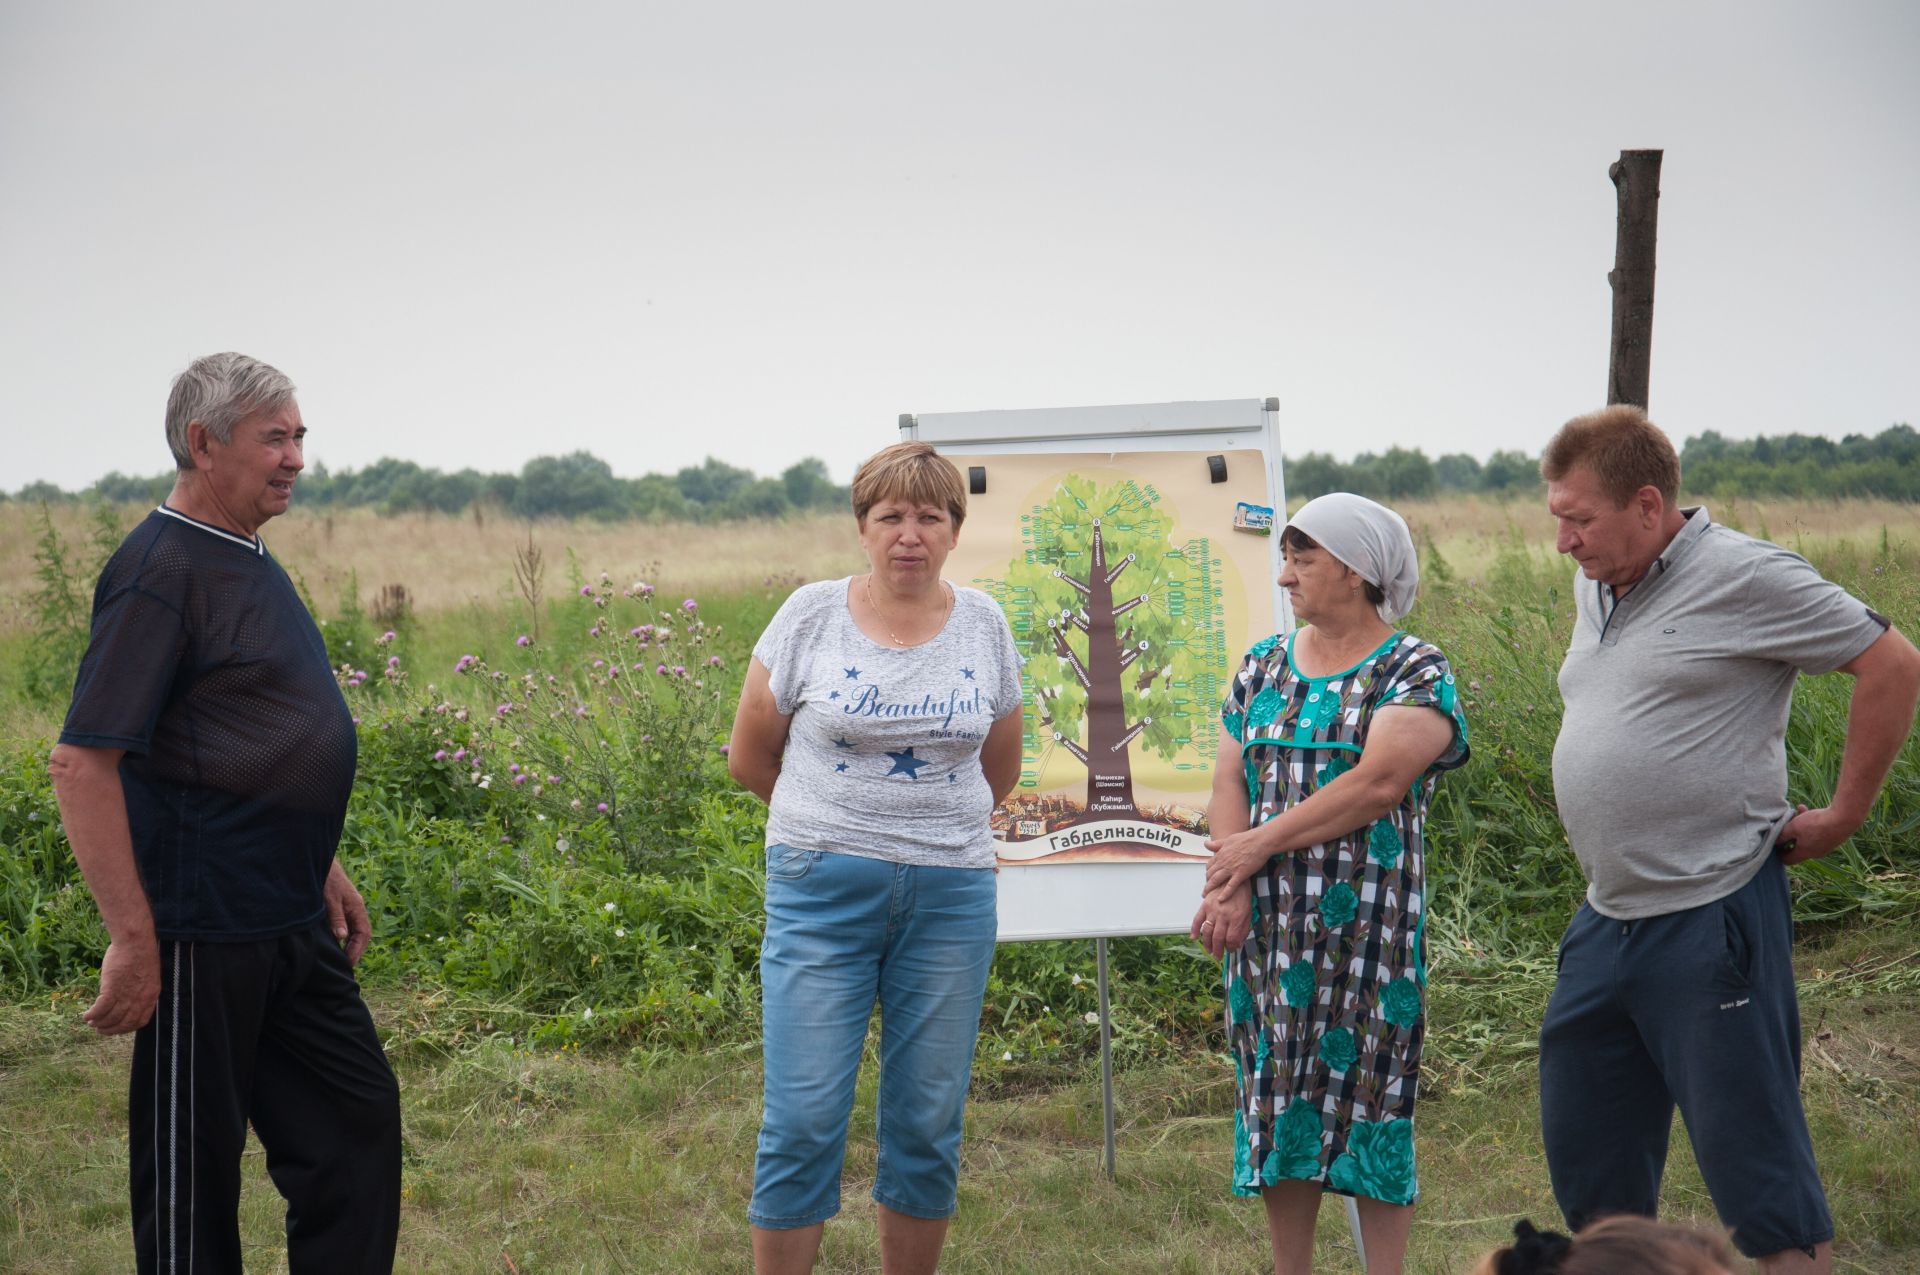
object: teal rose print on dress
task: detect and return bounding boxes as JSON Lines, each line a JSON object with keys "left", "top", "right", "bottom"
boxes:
{"left": 1233, "top": 1108, "right": 1254, "bottom": 1188}
{"left": 1380, "top": 976, "right": 1422, "bottom": 1028}
{"left": 1317, "top": 1026, "right": 1357, "bottom": 1073}
{"left": 1250, "top": 634, "right": 1280, "bottom": 658}
{"left": 1247, "top": 686, "right": 1284, "bottom": 728}
{"left": 1318, "top": 881, "right": 1358, "bottom": 929}
{"left": 1316, "top": 754, "right": 1352, "bottom": 787}
{"left": 1223, "top": 710, "right": 1245, "bottom": 741}
{"left": 1328, "top": 1117, "right": 1418, "bottom": 1205}
{"left": 1262, "top": 1099, "right": 1324, "bottom": 1183}
{"left": 1280, "top": 957, "right": 1316, "bottom": 1009}
{"left": 1229, "top": 976, "right": 1255, "bottom": 1026}
{"left": 1368, "top": 819, "right": 1403, "bottom": 869}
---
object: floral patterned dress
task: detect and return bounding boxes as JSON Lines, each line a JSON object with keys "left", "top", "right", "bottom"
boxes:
{"left": 1220, "top": 629, "right": 1468, "bottom": 1205}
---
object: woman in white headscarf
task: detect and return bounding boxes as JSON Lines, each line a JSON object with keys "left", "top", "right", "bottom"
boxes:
{"left": 1190, "top": 493, "right": 1470, "bottom": 1275}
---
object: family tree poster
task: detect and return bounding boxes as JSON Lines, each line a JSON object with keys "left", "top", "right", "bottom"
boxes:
{"left": 946, "top": 450, "right": 1277, "bottom": 866}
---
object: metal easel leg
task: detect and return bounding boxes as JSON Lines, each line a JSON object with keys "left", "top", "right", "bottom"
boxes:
{"left": 1096, "top": 937, "right": 1115, "bottom": 1179}
{"left": 1345, "top": 1194, "right": 1367, "bottom": 1269}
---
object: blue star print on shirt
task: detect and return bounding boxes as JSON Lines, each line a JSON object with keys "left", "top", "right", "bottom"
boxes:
{"left": 833, "top": 737, "right": 854, "bottom": 749}
{"left": 834, "top": 762, "right": 850, "bottom": 773}
{"left": 844, "top": 667, "right": 861, "bottom": 679}
{"left": 884, "top": 748, "right": 931, "bottom": 780}
{"left": 960, "top": 667, "right": 975, "bottom": 680}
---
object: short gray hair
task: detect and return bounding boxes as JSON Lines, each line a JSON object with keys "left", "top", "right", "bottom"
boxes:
{"left": 164, "top": 352, "right": 297, "bottom": 469}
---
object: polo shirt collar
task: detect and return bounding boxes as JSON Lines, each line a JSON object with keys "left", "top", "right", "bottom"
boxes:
{"left": 1599, "top": 506, "right": 1710, "bottom": 615}
{"left": 1651, "top": 506, "right": 1712, "bottom": 574}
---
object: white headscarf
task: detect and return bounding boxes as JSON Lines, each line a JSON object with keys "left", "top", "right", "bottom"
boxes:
{"left": 1284, "top": 492, "right": 1420, "bottom": 623}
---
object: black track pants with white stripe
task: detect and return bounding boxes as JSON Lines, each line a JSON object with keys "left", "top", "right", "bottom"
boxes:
{"left": 129, "top": 922, "right": 401, "bottom": 1274}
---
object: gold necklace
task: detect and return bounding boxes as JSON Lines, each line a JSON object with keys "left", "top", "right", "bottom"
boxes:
{"left": 865, "top": 574, "right": 951, "bottom": 647}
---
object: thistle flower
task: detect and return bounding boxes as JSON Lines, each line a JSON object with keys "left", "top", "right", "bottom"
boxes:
{"left": 516, "top": 635, "right": 531, "bottom": 647}
{"left": 433, "top": 749, "right": 448, "bottom": 761}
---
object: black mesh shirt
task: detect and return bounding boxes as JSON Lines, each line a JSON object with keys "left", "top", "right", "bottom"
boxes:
{"left": 60, "top": 508, "right": 358, "bottom": 940}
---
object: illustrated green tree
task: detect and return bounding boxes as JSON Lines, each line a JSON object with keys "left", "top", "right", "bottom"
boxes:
{"left": 985, "top": 475, "right": 1228, "bottom": 821}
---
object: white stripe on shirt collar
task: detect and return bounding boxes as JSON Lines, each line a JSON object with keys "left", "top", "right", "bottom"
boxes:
{"left": 155, "top": 505, "right": 264, "bottom": 555}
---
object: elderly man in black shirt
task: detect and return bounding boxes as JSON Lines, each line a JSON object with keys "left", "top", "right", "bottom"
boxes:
{"left": 48, "top": 352, "right": 399, "bottom": 1274}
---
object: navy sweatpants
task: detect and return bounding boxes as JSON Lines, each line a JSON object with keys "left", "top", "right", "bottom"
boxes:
{"left": 129, "top": 922, "right": 401, "bottom": 1274}
{"left": 1538, "top": 855, "right": 1831, "bottom": 1260}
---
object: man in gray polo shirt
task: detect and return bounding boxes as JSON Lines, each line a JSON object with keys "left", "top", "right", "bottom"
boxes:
{"left": 1538, "top": 405, "right": 1920, "bottom": 1273}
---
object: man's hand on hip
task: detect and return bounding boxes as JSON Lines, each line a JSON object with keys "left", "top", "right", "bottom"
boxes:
{"left": 1776, "top": 803, "right": 1857, "bottom": 865}
{"left": 325, "top": 861, "right": 372, "bottom": 965}
{"left": 84, "top": 937, "right": 162, "bottom": 1035}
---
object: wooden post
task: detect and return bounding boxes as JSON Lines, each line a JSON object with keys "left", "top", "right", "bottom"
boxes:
{"left": 1607, "top": 149, "right": 1663, "bottom": 408}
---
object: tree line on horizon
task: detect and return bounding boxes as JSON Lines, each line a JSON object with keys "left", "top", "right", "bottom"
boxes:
{"left": 8, "top": 423, "right": 1917, "bottom": 517}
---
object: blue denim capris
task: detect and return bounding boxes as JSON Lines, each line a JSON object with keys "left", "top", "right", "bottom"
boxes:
{"left": 749, "top": 845, "right": 997, "bottom": 1229}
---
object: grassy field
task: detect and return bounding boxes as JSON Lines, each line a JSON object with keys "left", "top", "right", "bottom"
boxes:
{"left": 3, "top": 918, "right": 1915, "bottom": 1273}
{"left": 3, "top": 495, "right": 1918, "bottom": 1272}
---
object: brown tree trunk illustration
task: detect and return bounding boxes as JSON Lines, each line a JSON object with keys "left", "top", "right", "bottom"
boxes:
{"left": 1047, "top": 519, "right": 1151, "bottom": 819}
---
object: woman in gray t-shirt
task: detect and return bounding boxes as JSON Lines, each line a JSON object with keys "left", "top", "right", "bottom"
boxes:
{"left": 727, "top": 441, "right": 1023, "bottom": 1274}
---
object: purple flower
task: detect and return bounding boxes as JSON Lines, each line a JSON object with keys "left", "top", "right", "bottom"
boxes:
{"left": 596, "top": 802, "right": 609, "bottom": 813}
{"left": 580, "top": 586, "right": 594, "bottom": 597}
{"left": 433, "top": 749, "right": 448, "bottom": 761}
{"left": 387, "top": 656, "right": 401, "bottom": 669}
{"left": 516, "top": 635, "right": 531, "bottom": 647}
{"left": 592, "top": 659, "right": 605, "bottom": 669}
{"left": 512, "top": 773, "right": 527, "bottom": 785}
{"left": 351, "top": 716, "right": 362, "bottom": 725}
{"left": 682, "top": 598, "right": 698, "bottom": 612}
{"left": 707, "top": 655, "right": 722, "bottom": 667}
{"left": 496, "top": 704, "right": 512, "bottom": 716}
{"left": 509, "top": 762, "right": 521, "bottom": 773}
{"left": 455, "top": 654, "right": 477, "bottom": 673}
{"left": 379, "top": 630, "right": 396, "bottom": 643}
{"left": 656, "top": 663, "right": 668, "bottom": 675}
{"left": 718, "top": 744, "right": 730, "bottom": 756}
{"left": 632, "top": 662, "right": 645, "bottom": 671}
{"left": 547, "top": 775, "right": 560, "bottom": 783}
{"left": 672, "top": 664, "right": 686, "bottom": 676}
{"left": 453, "top": 748, "right": 467, "bottom": 760}
{"left": 637, "top": 582, "right": 654, "bottom": 596}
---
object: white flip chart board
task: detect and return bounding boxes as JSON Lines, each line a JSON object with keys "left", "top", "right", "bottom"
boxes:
{"left": 900, "top": 398, "right": 1290, "bottom": 941}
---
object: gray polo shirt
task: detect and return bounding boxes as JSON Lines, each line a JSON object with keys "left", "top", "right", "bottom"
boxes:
{"left": 1551, "top": 508, "right": 1888, "bottom": 919}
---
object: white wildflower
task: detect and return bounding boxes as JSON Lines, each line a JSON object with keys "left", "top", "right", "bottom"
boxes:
{"left": 1084, "top": 1012, "right": 1100, "bottom": 1025}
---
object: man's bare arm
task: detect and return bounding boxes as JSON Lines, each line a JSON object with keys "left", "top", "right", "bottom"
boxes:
{"left": 47, "top": 743, "right": 162, "bottom": 1035}
{"left": 1779, "top": 625, "right": 1920, "bottom": 864}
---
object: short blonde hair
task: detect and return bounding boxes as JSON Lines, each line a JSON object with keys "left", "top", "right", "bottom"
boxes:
{"left": 1470, "top": 1216, "right": 1738, "bottom": 1275}
{"left": 1540, "top": 405, "right": 1681, "bottom": 509}
{"left": 850, "top": 442, "right": 968, "bottom": 531}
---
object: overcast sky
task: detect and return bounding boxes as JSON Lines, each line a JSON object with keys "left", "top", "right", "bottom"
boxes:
{"left": 3, "top": 1, "right": 1915, "bottom": 492}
